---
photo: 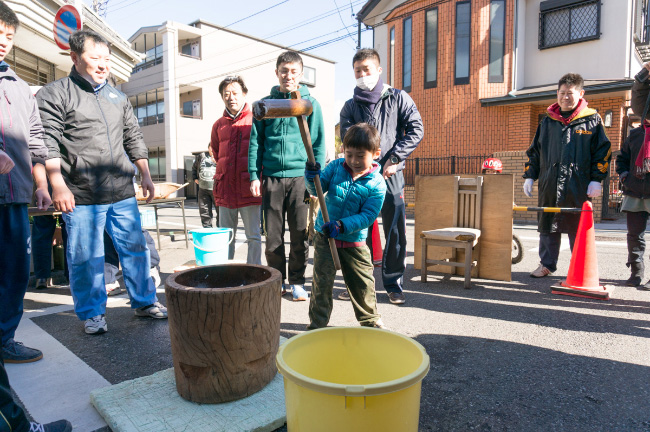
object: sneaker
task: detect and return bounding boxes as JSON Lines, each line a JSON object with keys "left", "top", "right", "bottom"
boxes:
{"left": 290, "top": 284, "right": 309, "bottom": 301}
{"left": 281, "top": 283, "right": 290, "bottom": 296}
{"left": 84, "top": 315, "right": 107, "bottom": 335}
{"left": 135, "top": 302, "right": 168, "bottom": 319}
{"left": 29, "top": 420, "right": 73, "bottom": 432}
{"left": 35, "top": 278, "right": 53, "bottom": 289}
{"left": 105, "top": 281, "right": 122, "bottom": 296}
{"left": 150, "top": 267, "right": 162, "bottom": 288}
{"left": 2, "top": 339, "right": 43, "bottom": 363}
{"left": 388, "top": 292, "right": 406, "bottom": 305}
{"left": 338, "top": 290, "right": 351, "bottom": 300}
{"left": 530, "top": 264, "right": 553, "bottom": 278}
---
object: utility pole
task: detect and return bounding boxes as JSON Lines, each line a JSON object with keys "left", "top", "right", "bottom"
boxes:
{"left": 92, "top": 0, "right": 108, "bottom": 18}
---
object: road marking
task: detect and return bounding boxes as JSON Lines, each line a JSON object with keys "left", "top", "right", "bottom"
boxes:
{"left": 7, "top": 318, "right": 109, "bottom": 432}
{"left": 519, "top": 236, "right": 627, "bottom": 248}
{"left": 156, "top": 220, "right": 203, "bottom": 229}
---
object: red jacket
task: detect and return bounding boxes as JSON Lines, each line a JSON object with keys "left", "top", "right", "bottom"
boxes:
{"left": 210, "top": 103, "right": 262, "bottom": 209}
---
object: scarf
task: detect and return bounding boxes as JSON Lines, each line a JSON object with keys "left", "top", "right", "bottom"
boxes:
{"left": 546, "top": 98, "right": 588, "bottom": 126}
{"left": 636, "top": 121, "right": 650, "bottom": 178}
{"left": 353, "top": 77, "right": 384, "bottom": 114}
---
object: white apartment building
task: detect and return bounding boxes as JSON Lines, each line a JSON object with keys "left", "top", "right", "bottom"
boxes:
{"left": 121, "top": 20, "right": 336, "bottom": 196}
{"left": 7, "top": 0, "right": 141, "bottom": 86}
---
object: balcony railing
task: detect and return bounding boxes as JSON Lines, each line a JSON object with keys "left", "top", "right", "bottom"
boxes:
{"left": 138, "top": 114, "right": 164, "bottom": 127}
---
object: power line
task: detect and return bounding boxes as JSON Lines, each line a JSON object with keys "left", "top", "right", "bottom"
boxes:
{"left": 333, "top": 0, "right": 356, "bottom": 45}
{"left": 107, "top": 0, "right": 145, "bottom": 14}
{"left": 224, "top": 0, "right": 289, "bottom": 28}
{"left": 122, "top": 23, "right": 362, "bottom": 96}
{"left": 121, "top": 0, "right": 365, "bottom": 79}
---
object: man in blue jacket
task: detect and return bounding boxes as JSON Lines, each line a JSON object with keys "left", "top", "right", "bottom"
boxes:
{"left": 340, "top": 49, "right": 424, "bottom": 305}
{"left": 0, "top": 1, "right": 52, "bottom": 365}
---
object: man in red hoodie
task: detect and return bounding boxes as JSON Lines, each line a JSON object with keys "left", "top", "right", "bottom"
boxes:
{"left": 523, "top": 73, "right": 611, "bottom": 278}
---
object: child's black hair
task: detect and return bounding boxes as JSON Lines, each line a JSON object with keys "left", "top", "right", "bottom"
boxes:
{"left": 342, "top": 123, "right": 380, "bottom": 154}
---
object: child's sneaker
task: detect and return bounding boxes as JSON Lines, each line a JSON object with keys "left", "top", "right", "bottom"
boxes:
{"left": 290, "top": 284, "right": 308, "bottom": 301}
{"left": 29, "top": 420, "right": 73, "bottom": 432}
{"left": 373, "top": 319, "right": 386, "bottom": 329}
{"left": 84, "top": 315, "right": 107, "bottom": 335}
{"left": 135, "top": 302, "right": 168, "bottom": 319}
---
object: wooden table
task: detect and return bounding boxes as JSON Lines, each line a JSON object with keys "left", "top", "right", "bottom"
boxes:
{"left": 28, "top": 197, "right": 189, "bottom": 249}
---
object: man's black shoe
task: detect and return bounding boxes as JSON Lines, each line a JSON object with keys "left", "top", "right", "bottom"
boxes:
{"left": 388, "top": 292, "right": 406, "bottom": 304}
{"left": 2, "top": 339, "right": 43, "bottom": 363}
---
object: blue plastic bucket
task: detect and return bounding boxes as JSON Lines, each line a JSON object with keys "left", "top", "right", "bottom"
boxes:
{"left": 190, "top": 228, "right": 234, "bottom": 266}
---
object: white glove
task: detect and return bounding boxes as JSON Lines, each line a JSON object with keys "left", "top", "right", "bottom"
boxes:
{"left": 523, "top": 178, "right": 534, "bottom": 198}
{"left": 587, "top": 181, "right": 602, "bottom": 198}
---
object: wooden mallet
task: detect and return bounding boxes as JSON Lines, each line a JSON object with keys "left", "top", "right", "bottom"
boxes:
{"left": 252, "top": 91, "right": 341, "bottom": 271}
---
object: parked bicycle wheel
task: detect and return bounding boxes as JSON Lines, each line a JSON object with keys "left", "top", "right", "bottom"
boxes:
{"left": 512, "top": 234, "right": 523, "bottom": 264}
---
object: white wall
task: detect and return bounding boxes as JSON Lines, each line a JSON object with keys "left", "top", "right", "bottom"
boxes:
{"left": 174, "top": 23, "right": 336, "bottom": 161}
{"left": 125, "top": 21, "right": 336, "bottom": 183}
{"left": 522, "top": 0, "right": 635, "bottom": 87}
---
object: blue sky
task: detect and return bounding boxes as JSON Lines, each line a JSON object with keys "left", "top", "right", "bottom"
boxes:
{"left": 83, "top": 0, "right": 375, "bottom": 116}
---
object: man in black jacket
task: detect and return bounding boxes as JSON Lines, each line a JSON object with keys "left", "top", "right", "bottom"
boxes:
{"left": 617, "top": 63, "right": 650, "bottom": 288}
{"left": 340, "top": 49, "right": 424, "bottom": 304}
{"left": 37, "top": 30, "right": 167, "bottom": 335}
{"left": 523, "top": 73, "right": 611, "bottom": 278}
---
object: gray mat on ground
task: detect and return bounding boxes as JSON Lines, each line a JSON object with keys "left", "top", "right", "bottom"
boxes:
{"left": 90, "top": 338, "right": 287, "bottom": 432}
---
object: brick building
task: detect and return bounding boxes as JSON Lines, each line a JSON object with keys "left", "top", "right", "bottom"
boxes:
{"left": 357, "top": 0, "right": 650, "bottom": 220}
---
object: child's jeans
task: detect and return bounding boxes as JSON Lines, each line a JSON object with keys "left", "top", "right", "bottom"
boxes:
{"left": 308, "top": 232, "right": 380, "bottom": 329}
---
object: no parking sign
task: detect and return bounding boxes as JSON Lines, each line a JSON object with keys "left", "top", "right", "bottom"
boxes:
{"left": 53, "top": 5, "right": 82, "bottom": 51}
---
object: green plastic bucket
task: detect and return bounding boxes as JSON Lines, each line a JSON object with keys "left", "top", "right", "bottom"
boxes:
{"left": 190, "top": 228, "right": 233, "bottom": 266}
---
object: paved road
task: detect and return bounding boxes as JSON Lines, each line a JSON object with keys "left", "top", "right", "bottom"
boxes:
{"left": 6, "top": 204, "right": 649, "bottom": 431}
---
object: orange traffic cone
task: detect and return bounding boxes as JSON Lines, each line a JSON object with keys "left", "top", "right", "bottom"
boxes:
{"left": 550, "top": 201, "right": 614, "bottom": 300}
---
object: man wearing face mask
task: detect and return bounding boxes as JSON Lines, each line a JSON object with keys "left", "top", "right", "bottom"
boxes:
{"left": 340, "top": 49, "right": 424, "bottom": 305}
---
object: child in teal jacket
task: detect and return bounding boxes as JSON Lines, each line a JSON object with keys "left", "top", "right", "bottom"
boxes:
{"left": 305, "top": 123, "right": 386, "bottom": 329}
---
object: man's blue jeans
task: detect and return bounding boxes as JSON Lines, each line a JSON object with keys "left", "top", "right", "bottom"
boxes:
{"left": 62, "top": 197, "right": 157, "bottom": 320}
{"left": 0, "top": 204, "right": 30, "bottom": 346}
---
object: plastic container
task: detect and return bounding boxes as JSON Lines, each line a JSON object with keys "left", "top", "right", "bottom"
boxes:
{"left": 139, "top": 209, "right": 156, "bottom": 228}
{"left": 190, "top": 228, "right": 233, "bottom": 266}
{"left": 276, "top": 327, "right": 430, "bottom": 431}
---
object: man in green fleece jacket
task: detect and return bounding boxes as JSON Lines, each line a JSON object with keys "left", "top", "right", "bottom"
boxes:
{"left": 249, "top": 51, "right": 326, "bottom": 301}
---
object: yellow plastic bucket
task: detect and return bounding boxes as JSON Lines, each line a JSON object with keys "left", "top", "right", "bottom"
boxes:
{"left": 276, "top": 327, "right": 430, "bottom": 431}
